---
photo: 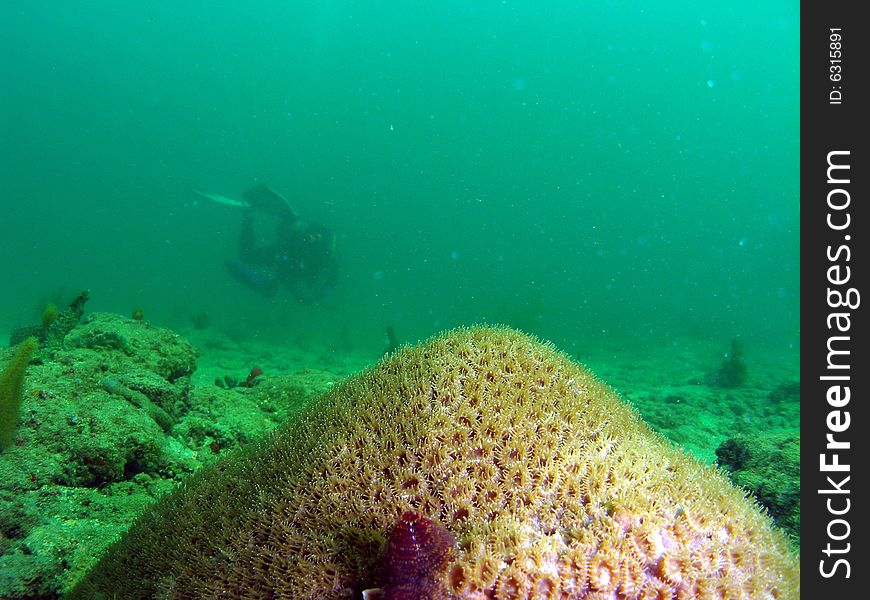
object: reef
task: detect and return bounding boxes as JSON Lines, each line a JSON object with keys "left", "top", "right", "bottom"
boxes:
{"left": 214, "top": 367, "right": 264, "bottom": 389}
{"left": 8, "top": 291, "right": 91, "bottom": 358}
{"left": 716, "top": 432, "right": 801, "bottom": 542}
{"left": 0, "top": 311, "right": 335, "bottom": 598}
{"left": 67, "top": 327, "right": 799, "bottom": 599}
{"left": 708, "top": 337, "right": 747, "bottom": 388}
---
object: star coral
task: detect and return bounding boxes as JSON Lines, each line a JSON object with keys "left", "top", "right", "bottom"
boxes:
{"left": 67, "top": 327, "right": 799, "bottom": 599}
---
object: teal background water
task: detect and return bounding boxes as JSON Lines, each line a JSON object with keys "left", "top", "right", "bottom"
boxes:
{"left": 1, "top": 1, "right": 798, "bottom": 356}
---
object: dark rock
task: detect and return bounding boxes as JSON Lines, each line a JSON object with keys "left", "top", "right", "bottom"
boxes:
{"left": 769, "top": 381, "right": 800, "bottom": 404}
{"left": 716, "top": 438, "right": 751, "bottom": 470}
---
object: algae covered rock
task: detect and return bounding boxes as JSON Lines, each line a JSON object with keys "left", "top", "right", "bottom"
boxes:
{"left": 716, "top": 431, "right": 801, "bottom": 542}
{"left": 14, "top": 313, "right": 199, "bottom": 487}
{"left": 64, "top": 312, "right": 197, "bottom": 383}
{"left": 68, "top": 327, "right": 799, "bottom": 599}
{"left": 0, "top": 313, "right": 202, "bottom": 598}
{"left": 8, "top": 291, "right": 90, "bottom": 352}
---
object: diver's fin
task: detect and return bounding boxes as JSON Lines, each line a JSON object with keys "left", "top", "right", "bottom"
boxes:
{"left": 225, "top": 260, "right": 279, "bottom": 296}
{"left": 192, "top": 188, "right": 251, "bottom": 209}
{"left": 243, "top": 184, "right": 299, "bottom": 219}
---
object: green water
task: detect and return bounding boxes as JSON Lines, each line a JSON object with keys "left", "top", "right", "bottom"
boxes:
{"left": 0, "top": 3, "right": 801, "bottom": 594}
{"left": 2, "top": 1, "right": 798, "bottom": 355}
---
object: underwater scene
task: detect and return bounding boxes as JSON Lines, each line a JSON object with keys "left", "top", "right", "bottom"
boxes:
{"left": 1, "top": 1, "right": 798, "bottom": 598}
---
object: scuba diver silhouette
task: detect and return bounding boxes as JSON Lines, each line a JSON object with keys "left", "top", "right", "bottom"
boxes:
{"left": 193, "top": 185, "right": 338, "bottom": 301}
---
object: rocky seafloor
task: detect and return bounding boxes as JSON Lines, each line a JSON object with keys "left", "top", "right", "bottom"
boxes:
{"left": 0, "top": 313, "right": 799, "bottom": 598}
